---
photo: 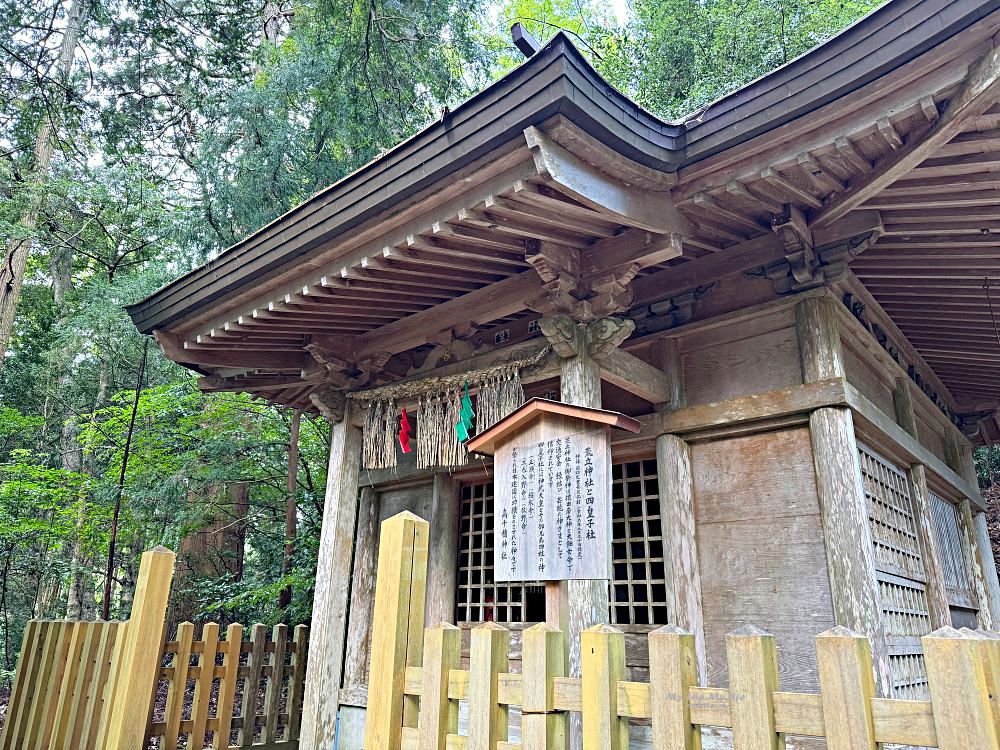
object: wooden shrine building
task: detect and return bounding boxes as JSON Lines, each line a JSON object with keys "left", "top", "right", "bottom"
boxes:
{"left": 128, "top": 0, "right": 1000, "bottom": 746}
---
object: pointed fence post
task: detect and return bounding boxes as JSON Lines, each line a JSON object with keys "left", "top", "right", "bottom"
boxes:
{"left": 581, "top": 624, "right": 627, "bottom": 750}
{"left": 418, "top": 623, "right": 461, "bottom": 750}
{"left": 363, "top": 512, "right": 430, "bottom": 750}
{"left": 522, "top": 623, "right": 567, "bottom": 750}
{"left": 103, "top": 546, "right": 175, "bottom": 750}
{"left": 468, "top": 622, "right": 510, "bottom": 750}
{"left": 815, "top": 626, "right": 876, "bottom": 750}
{"left": 726, "top": 625, "right": 781, "bottom": 750}
{"left": 214, "top": 623, "right": 243, "bottom": 750}
{"left": 648, "top": 625, "right": 699, "bottom": 750}
{"left": 924, "top": 627, "right": 999, "bottom": 750}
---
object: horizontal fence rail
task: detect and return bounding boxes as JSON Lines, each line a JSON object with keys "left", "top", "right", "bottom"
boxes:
{"left": 364, "top": 511, "right": 1000, "bottom": 750}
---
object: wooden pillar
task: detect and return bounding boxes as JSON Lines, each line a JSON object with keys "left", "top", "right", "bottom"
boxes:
{"left": 300, "top": 399, "right": 362, "bottom": 750}
{"left": 796, "top": 296, "right": 891, "bottom": 693}
{"left": 342, "top": 486, "right": 380, "bottom": 697}
{"left": 426, "top": 472, "right": 460, "bottom": 627}
{"left": 893, "top": 378, "right": 950, "bottom": 629}
{"left": 959, "top": 499, "right": 996, "bottom": 630}
{"left": 972, "top": 511, "right": 1000, "bottom": 626}
{"left": 655, "top": 433, "right": 706, "bottom": 682}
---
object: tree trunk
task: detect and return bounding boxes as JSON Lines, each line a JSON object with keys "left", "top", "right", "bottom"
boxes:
{"left": 0, "top": 0, "right": 88, "bottom": 365}
{"left": 279, "top": 409, "right": 301, "bottom": 612}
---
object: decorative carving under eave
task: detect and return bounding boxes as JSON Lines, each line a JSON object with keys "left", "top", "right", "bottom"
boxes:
{"left": 310, "top": 388, "right": 347, "bottom": 423}
{"left": 771, "top": 204, "right": 819, "bottom": 286}
{"left": 306, "top": 342, "right": 393, "bottom": 388}
{"left": 631, "top": 283, "right": 716, "bottom": 335}
{"left": 538, "top": 315, "right": 635, "bottom": 361}
{"left": 747, "top": 230, "right": 880, "bottom": 294}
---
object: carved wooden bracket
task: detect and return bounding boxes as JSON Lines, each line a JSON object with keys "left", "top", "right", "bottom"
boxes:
{"left": 772, "top": 204, "right": 819, "bottom": 286}
{"left": 956, "top": 409, "right": 995, "bottom": 439}
{"left": 306, "top": 343, "right": 392, "bottom": 388}
{"left": 310, "top": 388, "right": 347, "bottom": 423}
{"left": 538, "top": 315, "right": 634, "bottom": 361}
{"left": 747, "top": 230, "right": 881, "bottom": 294}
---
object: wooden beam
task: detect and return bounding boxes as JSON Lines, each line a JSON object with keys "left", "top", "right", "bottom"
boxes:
{"left": 581, "top": 229, "right": 683, "bottom": 277}
{"left": 352, "top": 271, "right": 540, "bottom": 359}
{"left": 523, "top": 126, "right": 693, "bottom": 235}
{"left": 155, "top": 331, "right": 311, "bottom": 370}
{"left": 597, "top": 348, "right": 671, "bottom": 405}
{"left": 812, "top": 44, "right": 1000, "bottom": 228}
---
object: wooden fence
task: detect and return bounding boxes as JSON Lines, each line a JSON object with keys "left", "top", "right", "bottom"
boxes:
{"left": 0, "top": 547, "right": 309, "bottom": 750}
{"left": 364, "top": 511, "right": 1000, "bottom": 750}
{"left": 148, "top": 621, "right": 309, "bottom": 749}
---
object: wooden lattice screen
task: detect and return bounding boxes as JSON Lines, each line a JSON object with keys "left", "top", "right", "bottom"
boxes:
{"left": 930, "top": 491, "right": 976, "bottom": 611}
{"left": 857, "top": 442, "right": 932, "bottom": 699}
{"left": 457, "top": 459, "right": 670, "bottom": 626}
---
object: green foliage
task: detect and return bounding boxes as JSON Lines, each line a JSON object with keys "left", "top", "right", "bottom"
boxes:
{"left": 0, "top": 0, "right": 880, "bottom": 684}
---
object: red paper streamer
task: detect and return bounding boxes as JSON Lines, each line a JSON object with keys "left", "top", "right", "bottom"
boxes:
{"left": 399, "top": 409, "right": 412, "bottom": 453}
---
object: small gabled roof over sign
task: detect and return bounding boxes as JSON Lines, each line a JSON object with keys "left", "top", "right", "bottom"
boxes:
{"left": 466, "top": 398, "right": 642, "bottom": 456}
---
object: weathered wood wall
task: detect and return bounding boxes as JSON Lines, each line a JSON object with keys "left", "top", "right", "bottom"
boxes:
{"left": 691, "top": 427, "right": 836, "bottom": 692}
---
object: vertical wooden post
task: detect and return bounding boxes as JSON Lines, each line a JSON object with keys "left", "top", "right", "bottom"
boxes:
{"left": 426, "top": 473, "right": 460, "bottom": 627}
{"left": 655, "top": 434, "right": 706, "bottom": 684}
{"left": 102, "top": 547, "right": 175, "bottom": 750}
{"left": 300, "top": 400, "right": 362, "bottom": 750}
{"left": 364, "top": 511, "right": 429, "bottom": 750}
{"left": 924, "top": 627, "right": 998, "bottom": 750}
{"left": 648, "top": 625, "right": 700, "bottom": 750}
{"left": 239, "top": 623, "right": 268, "bottom": 746}
{"left": 815, "top": 626, "right": 876, "bottom": 750}
{"left": 555, "top": 325, "right": 610, "bottom": 734}
{"left": 958, "top": 499, "right": 995, "bottom": 629}
{"left": 214, "top": 623, "right": 243, "bottom": 750}
{"left": 796, "top": 295, "right": 890, "bottom": 695}
{"left": 893, "top": 377, "right": 950, "bottom": 628}
{"left": 581, "top": 624, "right": 627, "bottom": 750}
{"left": 522, "top": 623, "right": 568, "bottom": 750}
{"left": 808, "top": 407, "right": 891, "bottom": 694}
{"left": 972, "top": 511, "right": 1000, "bottom": 626}
{"left": 343, "top": 485, "right": 380, "bottom": 693}
{"left": 418, "top": 623, "right": 461, "bottom": 750}
{"left": 971, "top": 628, "right": 1000, "bottom": 731}
{"left": 467, "top": 622, "right": 510, "bottom": 750}
{"left": 725, "top": 626, "right": 780, "bottom": 750}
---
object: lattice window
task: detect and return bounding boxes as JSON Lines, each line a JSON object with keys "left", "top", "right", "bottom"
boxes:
{"left": 611, "top": 459, "right": 669, "bottom": 626}
{"left": 456, "top": 481, "right": 544, "bottom": 623}
{"left": 456, "top": 460, "right": 669, "bottom": 627}
{"left": 858, "top": 443, "right": 931, "bottom": 699}
{"left": 930, "top": 492, "right": 975, "bottom": 608}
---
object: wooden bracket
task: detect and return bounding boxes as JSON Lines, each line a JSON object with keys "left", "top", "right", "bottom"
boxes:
{"left": 310, "top": 388, "right": 347, "bottom": 423}
{"left": 772, "top": 204, "right": 818, "bottom": 285}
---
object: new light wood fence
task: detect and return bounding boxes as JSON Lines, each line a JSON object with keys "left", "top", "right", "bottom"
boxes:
{"left": 147, "top": 621, "right": 309, "bottom": 750}
{"left": 0, "top": 546, "right": 310, "bottom": 750}
{"left": 365, "top": 511, "right": 1000, "bottom": 750}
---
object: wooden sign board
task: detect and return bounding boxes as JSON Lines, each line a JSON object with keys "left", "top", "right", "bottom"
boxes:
{"left": 468, "top": 399, "right": 641, "bottom": 582}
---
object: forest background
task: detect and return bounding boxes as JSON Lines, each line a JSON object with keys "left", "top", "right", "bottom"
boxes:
{"left": 0, "top": 0, "right": 979, "bottom": 688}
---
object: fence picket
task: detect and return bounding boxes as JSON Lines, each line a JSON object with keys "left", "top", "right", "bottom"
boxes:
{"left": 164, "top": 622, "right": 195, "bottom": 750}
{"left": 522, "top": 623, "right": 567, "bottom": 750}
{"left": 239, "top": 623, "right": 268, "bottom": 746}
{"left": 286, "top": 624, "right": 309, "bottom": 741}
{"left": 60, "top": 622, "right": 102, "bottom": 749}
{"left": 924, "top": 627, "right": 999, "bottom": 750}
{"left": 815, "top": 626, "right": 876, "bottom": 750}
{"left": 726, "top": 626, "right": 780, "bottom": 750}
{"left": 0, "top": 619, "right": 44, "bottom": 748}
{"left": 190, "top": 622, "right": 220, "bottom": 749}
{"left": 418, "top": 623, "right": 461, "bottom": 750}
{"left": 50, "top": 621, "right": 87, "bottom": 748}
{"left": 80, "top": 621, "right": 121, "bottom": 749}
{"left": 214, "top": 623, "right": 243, "bottom": 750}
{"left": 648, "top": 624, "right": 699, "bottom": 750}
{"left": 28, "top": 621, "right": 64, "bottom": 749}
{"left": 468, "top": 622, "right": 510, "bottom": 750}
{"left": 581, "top": 624, "right": 627, "bottom": 750}
{"left": 263, "top": 624, "right": 287, "bottom": 743}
